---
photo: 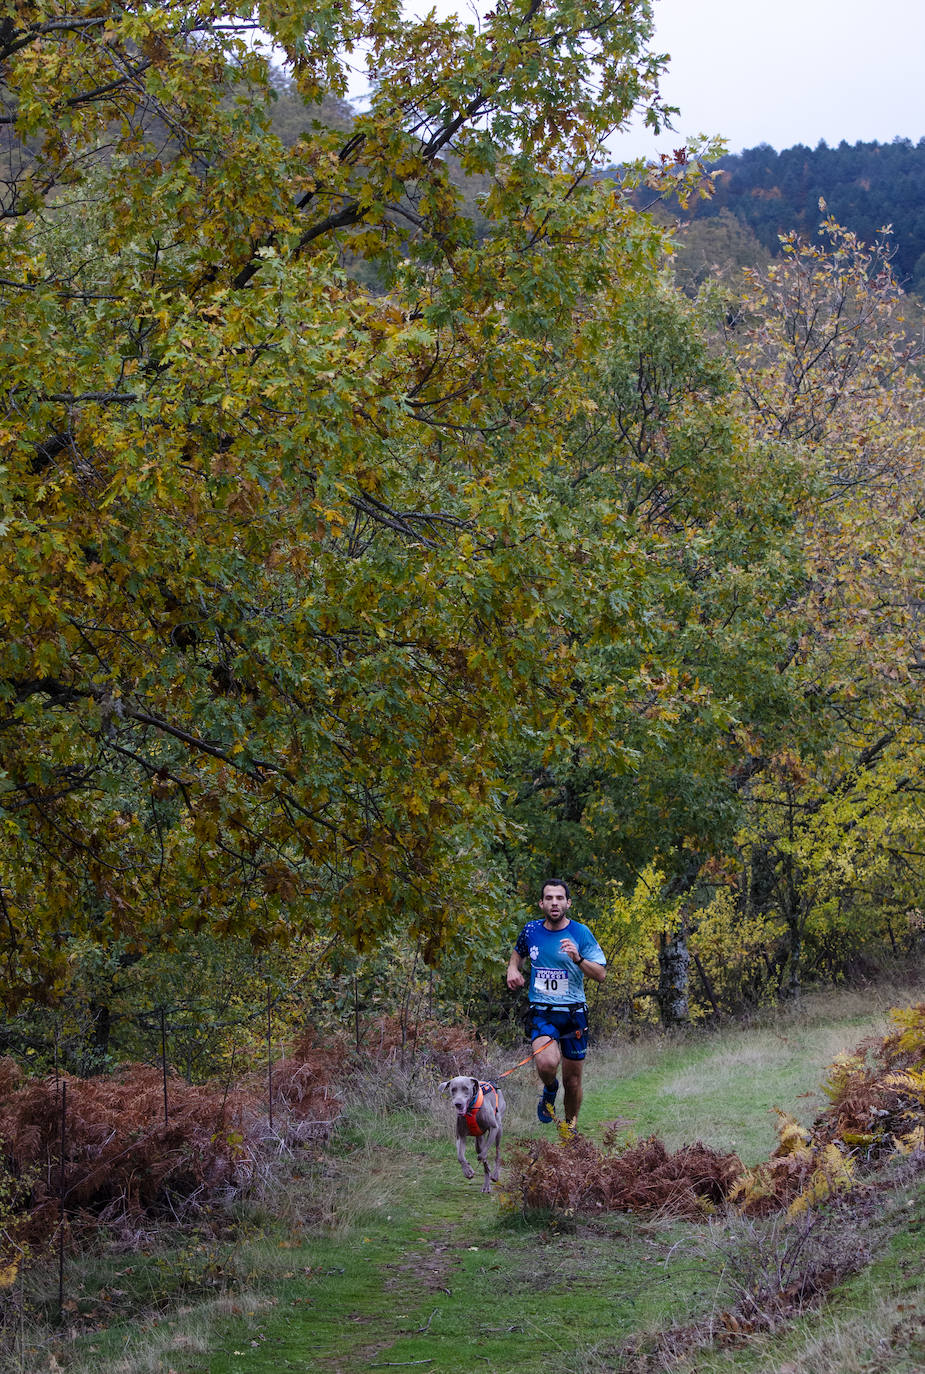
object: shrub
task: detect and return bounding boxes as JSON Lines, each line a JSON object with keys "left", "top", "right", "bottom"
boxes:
{"left": 0, "top": 1040, "right": 343, "bottom": 1248}
{"left": 505, "top": 1125, "right": 742, "bottom": 1219}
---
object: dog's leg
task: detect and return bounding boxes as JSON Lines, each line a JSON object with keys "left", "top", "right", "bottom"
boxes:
{"left": 475, "top": 1130, "right": 493, "bottom": 1193}
{"left": 456, "top": 1124, "right": 475, "bottom": 1180}
{"left": 489, "top": 1123, "right": 502, "bottom": 1183}
{"left": 480, "top": 1123, "right": 501, "bottom": 1186}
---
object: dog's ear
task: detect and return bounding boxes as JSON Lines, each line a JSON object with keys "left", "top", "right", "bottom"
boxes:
{"left": 438, "top": 1081, "right": 450, "bottom": 1094}
{"left": 468, "top": 1076, "right": 479, "bottom": 1094}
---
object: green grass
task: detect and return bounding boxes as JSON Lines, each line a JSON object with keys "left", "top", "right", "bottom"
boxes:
{"left": 13, "top": 982, "right": 925, "bottom": 1374}
{"left": 191, "top": 1169, "right": 711, "bottom": 1373}
{"left": 585, "top": 993, "right": 905, "bottom": 1163}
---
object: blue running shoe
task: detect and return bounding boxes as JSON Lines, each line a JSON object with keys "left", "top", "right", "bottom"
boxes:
{"left": 537, "top": 1079, "right": 559, "bottom": 1124}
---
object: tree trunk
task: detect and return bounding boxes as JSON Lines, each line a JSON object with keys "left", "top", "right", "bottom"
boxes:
{"left": 657, "top": 924, "right": 690, "bottom": 1027}
{"left": 778, "top": 844, "right": 803, "bottom": 999}
{"left": 780, "top": 915, "right": 802, "bottom": 999}
{"left": 692, "top": 949, "right": 720, "bottom": 1017}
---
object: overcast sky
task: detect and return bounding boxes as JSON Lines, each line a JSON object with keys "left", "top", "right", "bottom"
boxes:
{"left": 379, "top": 0, "right": 925, "bottom": 161}
{"left": 611, "top": 0, "right": 925, "bottom": 159}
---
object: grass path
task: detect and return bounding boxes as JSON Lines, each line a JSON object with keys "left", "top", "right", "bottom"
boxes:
{"left": 582, "top": 991, "right": 903, "bottom": 1162}
{"left": 50, "top": 984, "right": 925, "bottom": 1374}
{"left": 190, "top": 987, "right": 925, "bottom": 1374}
{"left": 197, "top": 1135, "right": 708, "bottom": 1374}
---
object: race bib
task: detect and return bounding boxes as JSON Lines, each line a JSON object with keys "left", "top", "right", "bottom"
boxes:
{"left": 534, "top": 967, "right": 570, "bottom": 1000}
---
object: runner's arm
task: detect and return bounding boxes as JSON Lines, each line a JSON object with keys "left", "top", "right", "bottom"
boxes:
{"left": 562, "top": 938, "right": 607, "bottom": 984}
{"left": 506, "top": 949, "right": 525, "bottom": 990}
{"left": 576, "top": 954, "right": 606, "bottom": 984}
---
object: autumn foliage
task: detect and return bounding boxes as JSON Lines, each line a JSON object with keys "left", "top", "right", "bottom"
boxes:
{"left": 0, "top": 1038, "right": 342, "bottom": 1249}
{"left": 730, "top": 1006, "right": 925, "bottom": 1217}
{"left": 0, "top": 0, "right": 691, "bottom": 1000}
{"left": 814, "top": 1003, "right": 925, "bottom": 1157}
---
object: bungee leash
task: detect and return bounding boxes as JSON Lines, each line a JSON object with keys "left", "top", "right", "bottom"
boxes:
{"left": 495, "top": 1040, "right": 547, "bottom": 1079}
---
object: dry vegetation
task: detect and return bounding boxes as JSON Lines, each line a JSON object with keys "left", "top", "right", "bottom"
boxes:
{"left": 0, "top": 1015, "right": 487, "bottom": 1265}
{"left": 1, "top": 1004, "right": 923, "bottom": 1372}
{"left": 507, "top": 1130, "right": 743, "bottom": 1218}
{"left": 0, "top": 1036, "right": 342, "bottom": 1256}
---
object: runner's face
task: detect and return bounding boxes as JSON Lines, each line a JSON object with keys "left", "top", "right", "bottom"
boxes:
{"left": 540, "top": 885, "right": 571, "bottom": 925}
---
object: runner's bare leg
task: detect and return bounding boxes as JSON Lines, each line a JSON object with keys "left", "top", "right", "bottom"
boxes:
{"left": 562, "top": 1058, "right": 583, "bottom": 1123}
{"left": 533, "top": 1035, "right": 561, "bottom": 1089}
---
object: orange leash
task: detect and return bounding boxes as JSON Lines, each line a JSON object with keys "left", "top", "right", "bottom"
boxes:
{"left": 496, "top": 1040, "right": 547, "bottom": 1079}
{"left": 496, "top": 1040, "right": 572, "bottom": 1126}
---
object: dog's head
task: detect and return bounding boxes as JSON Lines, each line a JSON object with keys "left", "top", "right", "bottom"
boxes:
{"left": 438, "top": 1075, "right": 479, "bottom": 1115}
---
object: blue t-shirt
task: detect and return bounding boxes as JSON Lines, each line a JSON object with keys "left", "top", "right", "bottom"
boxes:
{"left": 514, "top": 918, "right": 606, "bottom": 1006}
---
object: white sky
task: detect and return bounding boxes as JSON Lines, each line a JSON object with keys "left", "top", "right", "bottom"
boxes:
{"left": 604, "top": 0, "right": 925, "bottom": 159}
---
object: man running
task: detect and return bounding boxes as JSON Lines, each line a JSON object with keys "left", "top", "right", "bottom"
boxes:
{"left": 506, "top": 878, "right": 607, "bottom": 1125}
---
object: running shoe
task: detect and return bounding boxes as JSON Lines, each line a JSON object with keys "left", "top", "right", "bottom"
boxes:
{"left": 537, "top": 1079, "right": 559, "bottom": 1123}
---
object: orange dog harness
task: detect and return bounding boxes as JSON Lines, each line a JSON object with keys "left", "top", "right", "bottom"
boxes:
{"left": 463, "top": 1081, "right": 500, "bottom": 1137}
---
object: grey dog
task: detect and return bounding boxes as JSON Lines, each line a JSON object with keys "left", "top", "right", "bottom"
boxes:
{"left": 438, "top": 1075, "right": 506, "bottom": 1193}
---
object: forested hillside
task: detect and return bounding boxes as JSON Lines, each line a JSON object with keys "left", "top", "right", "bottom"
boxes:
{"left": 667, "top": 138, "right": 925, "bottom": 292}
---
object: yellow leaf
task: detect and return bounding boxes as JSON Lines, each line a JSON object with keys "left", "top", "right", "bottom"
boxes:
{"left": 894, "top": 1126, "right": 925, "bottom": 1155}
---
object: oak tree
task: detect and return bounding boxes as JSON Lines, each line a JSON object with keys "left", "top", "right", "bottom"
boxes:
{"left": 2, "top": 0, "right": 684, "bottom": 1000}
